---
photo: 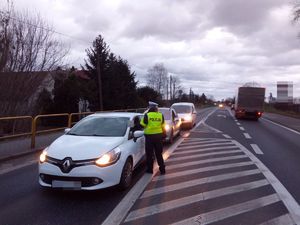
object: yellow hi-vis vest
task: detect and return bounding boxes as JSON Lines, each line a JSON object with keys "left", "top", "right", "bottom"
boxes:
{"left": 140, "top": 112, "right": 165, "bottom": 135}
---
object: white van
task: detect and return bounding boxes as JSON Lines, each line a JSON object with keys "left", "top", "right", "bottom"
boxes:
{"left": 171, "top": 102, "right": 197, "bottom": 129}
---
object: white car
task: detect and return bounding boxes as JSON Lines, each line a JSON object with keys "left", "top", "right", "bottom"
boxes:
{"left": 159, "top": 107, "right": 181, "bottom": 144}
{"left": 39, "top": 112, "right": 145, "bottom": 191}
{"left": 171, "top": 102, "right": 197, "bottom": 129}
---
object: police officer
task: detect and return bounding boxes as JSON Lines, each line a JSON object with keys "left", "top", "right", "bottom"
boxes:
{"left": 140, "top": 101, "right": 166, "bottom": 174}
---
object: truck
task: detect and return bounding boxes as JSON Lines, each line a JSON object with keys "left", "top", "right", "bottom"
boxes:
{"left": 235, "top": 86, "right": 265, "bottom": 120}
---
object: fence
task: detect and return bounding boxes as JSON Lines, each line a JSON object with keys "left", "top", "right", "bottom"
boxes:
{"left": 0, "top": 108, "right": 146, "bottom": 148}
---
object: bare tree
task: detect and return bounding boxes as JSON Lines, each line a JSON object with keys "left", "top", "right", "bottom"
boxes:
{"left": 146, "top": 63, "right": 168, "bottom": 97}
{"left": 0, "top": 1, "right": 68, "bottom": 72}
{"left": 169, "top": 74, "right": 181, "bottom": 100}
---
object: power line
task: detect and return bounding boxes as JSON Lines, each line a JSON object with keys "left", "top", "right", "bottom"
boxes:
{"left": 0, "top": 10, "right": 90, "bottom": 45}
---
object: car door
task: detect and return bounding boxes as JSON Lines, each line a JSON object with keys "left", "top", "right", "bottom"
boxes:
{"left": 128, "top": 116, "right": 145, "bottom": 165}
{"left": 172, "top": 109, "right": 181, "bottom": 136}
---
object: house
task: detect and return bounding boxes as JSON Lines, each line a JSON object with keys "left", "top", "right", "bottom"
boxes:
{"left": 0, "top": 70, "right": 90, "bottom": 117}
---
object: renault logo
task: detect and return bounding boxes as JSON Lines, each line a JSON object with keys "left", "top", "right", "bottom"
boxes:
{"left": 61, "top": 157, "right": 73, "bottom": 173}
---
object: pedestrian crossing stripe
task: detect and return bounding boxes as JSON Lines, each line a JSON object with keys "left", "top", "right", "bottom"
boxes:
{"left": 122, "top": 138, "right": 300, "bottom": 225}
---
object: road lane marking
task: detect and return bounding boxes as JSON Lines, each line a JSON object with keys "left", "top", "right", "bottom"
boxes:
{"left": 168, "top": 155, "right": 248, "bottom": 170}
{"left": 223, "top": 134, "right": 231, "bottom": 139}
{"left": 237, "top": 122, "right": 241, "bottom": 125}
{"left": 239, "top": 126, "right": 245, "bottom": 131}
{"left": 101, "top": 136, "right": 184, "bottom": 225}
{"left": 167, "top": 150, "right": 243, "bottom": 163}
{"left": 173, "top": 194, "right": 280, "bottom": 225}
{"left": 232, "top": 140, "right": 300, "bottom": 223}
{"left": 152, "top": 161, "right": 254, "bottom": 182}
{"left": 179, "top": 139, "right": 231, "bottom": 146}
{"left": 125, "top": 180, "right": 269, "bottom": 222}
{"left": 0, "top": 160, "right": 36, "bottom": 175}
{"left": 173, "top": 146, "right": 240, "bottom": 155}
{"left": 261, "top": 118, "right": 300, "bottom": 136}
{"left": 258, "top": 214, "right": 295, "bottom": 225}
{"left": 202, "top": 122, "right": 222, "bottom": 133}
{"left": 143, "top": 169, "right": 260, "bottom": 198}
{"left": 243, "top": 133, "right": 252, "bottom": 139}
{"left": 251, "top": 144, "right": 264, "bottom": 155}
{"left": 176, "top": 142, "right": 234, "bottom": 150}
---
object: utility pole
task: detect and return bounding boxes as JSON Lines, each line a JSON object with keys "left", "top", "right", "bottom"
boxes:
{"left": 97, "top": 51, "right": 103, "bottom": 111}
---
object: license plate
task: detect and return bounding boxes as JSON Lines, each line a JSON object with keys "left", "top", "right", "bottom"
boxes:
{"left": 52, "top": 180, "right": 81, "bottom": 189}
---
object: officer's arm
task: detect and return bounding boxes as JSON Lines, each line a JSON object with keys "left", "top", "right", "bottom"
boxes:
{"left": 140, "top": 114, "right": 148, "bottom": 127}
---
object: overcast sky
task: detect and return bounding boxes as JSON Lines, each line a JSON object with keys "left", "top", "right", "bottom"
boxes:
{"left": 4, "top": 0, "right": 300, "bottom": 100}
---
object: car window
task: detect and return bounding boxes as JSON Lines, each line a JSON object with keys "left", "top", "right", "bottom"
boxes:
{"left": 172, "top": 105, "right": 192, "bottom": 113}
{"left": 159, "top": 108, "right": 171, "bottom": 120}
{"left": 67, "top": 116, "right": 129, "bottom": 137}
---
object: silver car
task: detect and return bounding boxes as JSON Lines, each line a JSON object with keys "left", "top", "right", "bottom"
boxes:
{"left": 159, "top": 107, "right": 181, "bottom": 144}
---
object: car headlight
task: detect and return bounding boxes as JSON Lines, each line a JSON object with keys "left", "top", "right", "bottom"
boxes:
{"left": 95, "top": 148, "right": 121, "bottom": 167}
{"left": 39, "top": 149, "right": 48, "bottom": 163}
{"left": 184, "top": 114, "right": 192, "bottom": 121}
{"left": 164, "top": 124, "right": 170, "bottom": 132}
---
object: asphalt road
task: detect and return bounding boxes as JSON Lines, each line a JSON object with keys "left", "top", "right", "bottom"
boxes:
{"left": 0, "top": 108, "right": 211, "bottom": 225}
{"left": 206, "top": 107, "right": 300, "bottom": 205}
{"left": 1, "top": 107, "right": 299, "bottom": 225}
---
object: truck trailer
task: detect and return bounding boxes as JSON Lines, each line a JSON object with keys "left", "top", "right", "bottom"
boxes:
{"left": 235, "top": 87, "right": 265, "bottom": 120}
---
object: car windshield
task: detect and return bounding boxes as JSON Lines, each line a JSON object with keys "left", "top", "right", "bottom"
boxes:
{"left": 67, "top": 116, "right": 129, "bottom": 137}
{"left": 172, "top": 105, "right": 192, "bottom": 114}
{"left": 159, "top": 108, "right": 171, "bottom": 120}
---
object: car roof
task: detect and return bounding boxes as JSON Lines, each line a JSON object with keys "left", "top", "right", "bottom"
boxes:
{"left": 89, "top": 112, "right": 142, "bottom": 119}
{"left": 171, "top": 102, "right": 195, "bottom": 106}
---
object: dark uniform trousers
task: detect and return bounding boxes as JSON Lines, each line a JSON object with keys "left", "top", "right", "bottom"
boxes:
{"left": 145, "top": 133, "right": 165, "bottom": 172}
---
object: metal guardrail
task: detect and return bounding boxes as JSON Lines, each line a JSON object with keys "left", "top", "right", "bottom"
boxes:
{"left": 0, "top": 116, "right": 33, "bottom": 140}
{"left": 0, "top": 108, "right": 147, "bottom": 148}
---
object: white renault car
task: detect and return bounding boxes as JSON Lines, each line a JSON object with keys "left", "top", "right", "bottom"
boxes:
{"left": 171, "top": 102, "right": 197, "bottom": 129}
{"left": 39, "top": 112, "right": 145, "bottom": 190}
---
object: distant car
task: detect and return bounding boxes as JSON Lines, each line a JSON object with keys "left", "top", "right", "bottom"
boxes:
{"left": 171, "top": 102, "right": 197, "bottom": 129}
{"left": 218, "top": 103, "right": 224, "bottom": 108}
{"left": 159, "top": 107, "right": 181, "bottom": 144}
{"left": 39, "top": 112, "right": 145, "bottom": 191}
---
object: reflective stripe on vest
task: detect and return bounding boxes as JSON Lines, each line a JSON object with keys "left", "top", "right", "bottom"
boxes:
{"left": 142, "top": 112, "right": 164, "bottom": 135}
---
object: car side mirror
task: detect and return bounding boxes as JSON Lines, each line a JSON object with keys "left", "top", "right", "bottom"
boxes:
{"left": 133, "top": 130, "right": 144, "bottom": 142}
{"left": 64, "top": 128, "right": 71, "bottom": 133}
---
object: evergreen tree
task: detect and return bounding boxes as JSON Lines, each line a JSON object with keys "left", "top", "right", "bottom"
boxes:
{"left": 84, "top": 35, "right": 138, "bottom": 110}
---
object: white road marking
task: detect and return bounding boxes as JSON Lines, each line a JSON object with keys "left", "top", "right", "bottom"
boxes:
{"left": 251, "top": 144, "right": 264, "bottom": 155}
{"left": 168, "top": 155, "right": 248, "bottom": 170}
{"left": 239, "top": 126, "right": 245, "bottom": 131}
{"left": 258, "top": 214, "right": 295, "bottom": 225}
{"left": 143, "top": 169, "right": 260, "bottom": 198}
{"left": 173, "top": 145, "right": 240, "bottom": 155}
{"left": 172, "top": 194, "right": 280, "bottom": 225}
{"left": 232, "top": 140, "right": 300, "bottom": 223}
{"left": 152, "top": 161, "right": 254, "bottom": 181}
{"left": 261, "top": 118, "right": 300, "bottom": 136}
{"left": 101, "top": 137, "right": 184, "bottom": 225}
{"left": 244, "top": 133, "right": 252, "bottom": 139}
{"left": 237, "top": 122, "right": 241, "bottom": 125}
{"left": 203, "top": 122, "right": 223, "bottom": 133}
{"left": 223, "top": 134, "right": 232, "bottom": 139}
{"left": 176, "top": 142, "right": 234, "bottom": 150}
{"left": 0, "top": 160, "right": 36, "bottom": 175}
{"left": 217, "top": 114, "right": 226, "bottom": 118}
{"left": 179, "top": 139, "right": 231, "bottom": 146}
{"left": 167, "top": 150, "right": 243, "bottom": 163}
{"left": 124, "top": 180, "right": 269, "bottom": 222}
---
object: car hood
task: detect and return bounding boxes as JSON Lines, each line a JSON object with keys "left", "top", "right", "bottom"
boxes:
{"left": 47, "top": 135, "right": 125, "bottom": 160}
{"left": 177, "top": 113, "right": 191, "bottom": 118}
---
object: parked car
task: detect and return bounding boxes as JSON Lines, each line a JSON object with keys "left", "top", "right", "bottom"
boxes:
{"left": 39, "top": 112, "right": 145, "bottom": 191}
{"left": 159, "top": 107, "right": 181, "bottom": 144}
{"left": 171, "top": 102, "right": 197, "bottom": 129}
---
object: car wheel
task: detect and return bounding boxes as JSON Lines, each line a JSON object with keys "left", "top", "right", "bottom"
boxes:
{"left": 119, "top": 158, "right": 133, "bottom": 190}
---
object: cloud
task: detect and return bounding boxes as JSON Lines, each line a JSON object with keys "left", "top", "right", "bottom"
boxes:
{"left": 7, "top": 0, "right": 300, "bottom": 100}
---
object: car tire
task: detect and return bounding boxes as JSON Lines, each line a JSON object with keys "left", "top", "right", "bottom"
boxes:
{"left": 119, "top": 158, "right": 133, "bottom": 190}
